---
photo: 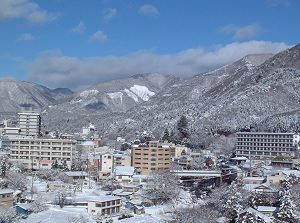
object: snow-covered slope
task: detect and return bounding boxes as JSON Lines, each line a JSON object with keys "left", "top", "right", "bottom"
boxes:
{"left": 2, "top": 44, "right": 300, "bottom": 144}
{"left": 0, "top": 77, "right": 73, "bottom": 113}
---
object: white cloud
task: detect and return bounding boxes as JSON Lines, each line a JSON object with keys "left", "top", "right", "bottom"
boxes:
{"left": 138, "top": 4, "right": 159, "bottom": 16}
{"left": 25, "top": 41, "right": 291, "bottom": 91}
{"left": 221, "top": 24, "right": 262, "bottom": 40}
{"left": 266, "top": 0, "right": 290, "bottom": 6}
{"left": 17, "top": 33, "right": 35, "bottom": 41}
{"left": 90, "top": 30, "right": 107, "bottom": 42}
{"left": 0, "top": 0, "right": 59, "bottom": 23}
{"left": 102, "top": 8, "right": 117, "bottom": 23}
{"left": 71, "top": 21, "right": 86, "bottom": 34}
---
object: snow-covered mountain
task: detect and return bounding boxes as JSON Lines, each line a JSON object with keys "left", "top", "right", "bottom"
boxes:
{"left": 0, "top": 77, "right": 73, "bottom": 113}
{"left": 2, "top": 44, "right": 300, "bottom": 144}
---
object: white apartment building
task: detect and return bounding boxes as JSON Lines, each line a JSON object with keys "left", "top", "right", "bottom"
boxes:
{"left": 9, "top": 138, "right": 76, "bottom": 170}
{"left": 235, "top": 132, "right": 299, "bottom": 158}
{"left": 18, "top": 112, "right": 41, "bottom": 138}
{"left": 113, "top": 153, "right": 132, "bottom": 167}
{"left": 99, "top": 152, "right": 113, "bottom": 171}
{"left": 88, "top": 196, "right": 121, "bottom": 216}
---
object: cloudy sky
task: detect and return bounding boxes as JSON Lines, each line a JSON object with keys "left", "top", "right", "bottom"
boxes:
{"left": 0, "top": 0, "right": 299, "bottom": 91}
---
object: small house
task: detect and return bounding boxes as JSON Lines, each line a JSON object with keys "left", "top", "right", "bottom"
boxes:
{"left": 114, "top": 166, "right": 135, "bottom": 183}
{"left": 64, "top": 171, "right": 88, "bottom": 184}
{"left": 243, "top": 176, "right": 265, "bottom": 185}
{"left": 88, "top": 196, "right": 122, "bottom": 216}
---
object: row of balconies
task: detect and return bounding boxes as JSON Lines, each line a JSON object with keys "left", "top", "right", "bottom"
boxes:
{"left": 237, "top": 150, "right": 288, "bottom": 156}
{"left": 236, "top": 143, "right": 293, "bottom": 147}
{"left": 237, "top": 139, "right": 293, "bottom": 143}
{"left": 10, "top": 156, "right": 71, "bottom": 161}
{"left": 236, "top": 134, "right": 293, "bottom": 138}
{"left": 11, "top": 147, "right": 73, "bottom": 151}
{"left": 95, "top": 200, "right": 121, "bottom": 208}
{"left": 236, "top": 147, "right": 291, "bottom": 152}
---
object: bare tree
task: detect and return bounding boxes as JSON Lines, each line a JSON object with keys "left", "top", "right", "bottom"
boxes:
{"left": 5, "top": 170, "right": 28, "bottom": 190}
{"left": 142, "top": 170, "right": 180, "bottom": 205}
{"left": 171, "top": 205, "right": 221, "bottom": 223}
{"left": 54, "top": 189, "right": 68, "bottom": 208}
{"left": 0, "top": 208, "right": 18, "bottom": 223}
{"left": 68, "top": 213, "right": 89, "bottom": 223}
{"left": 29, "top": 193, "right": 48, "bottom": 213}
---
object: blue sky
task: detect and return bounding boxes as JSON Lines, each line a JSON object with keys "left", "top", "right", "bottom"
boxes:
{"left": 0, "top": 0, "right": 299, "bottom": 90}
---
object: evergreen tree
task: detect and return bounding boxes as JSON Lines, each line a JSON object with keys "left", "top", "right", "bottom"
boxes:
{"left": 161, "top": 128, "right": 171, "bottom": 142}
{"left": 61, "top": 160, "right": 69, "bottom": 171}
{"left": 236, "top": 210, "right": 265, "bottom": 223}
{"left": 177, "top": 115, "right": 190, "bottom": 140}
{"left": 277, "top": 176, "right": 298, "bottom": 222}
{"left": 0, "top": 157, "right": 10, "bottom": 178}
{"left": 223, "top": 180, "right": 243, "bottom": 222}
{"left": 51, "top": 160, "right": 59, "bottom": 169}
{"left": 248, "top": 192, "right": 267, "bottom": 209}
{"left": 71, "top": 161, "right": 77, "bottom": 171}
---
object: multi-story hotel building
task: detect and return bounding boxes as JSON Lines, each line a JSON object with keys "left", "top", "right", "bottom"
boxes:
{"left": 235, "top": 132, "right": 299, "bottom": 158}
{"left": 132, "top": 141, "right": 171, "bottom": 175}
{"left": 9, "top": 138, "right": 76, "bottom": 170}
{"left": 18, "top": 112, "right": 41, "bottom": 138}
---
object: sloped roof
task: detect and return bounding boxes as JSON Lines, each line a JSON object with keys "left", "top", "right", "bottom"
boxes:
{"left": 282, "top": 170, "right": 300, "bottom": 178}
{"left": 0, "top": 188, "right": 14, "bottom": 194}
{"left": 115, "top": 166, "right": 135, "bottom": 176}
{"left": 88, "top": 195, "right": 121, "bottom": 202}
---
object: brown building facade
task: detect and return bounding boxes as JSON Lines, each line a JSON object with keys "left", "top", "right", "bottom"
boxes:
{"left": 132, "top": 141, "right": 171, "bottom": 175}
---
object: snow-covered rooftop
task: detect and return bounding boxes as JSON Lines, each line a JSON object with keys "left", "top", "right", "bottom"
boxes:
{"left": 115, "top": 166, "right": 135, "bottom": 176}
{"left": 282, "top": 170, "right": 300, "bottom": 178}
{"left": 64, "top": 171, "right": 88, "bottom": 177}
{"left": 88, "top": 195, "right": 121, "bottom": 202}
{"left": 0, "top": 188, "right": 14, "bottom": 194}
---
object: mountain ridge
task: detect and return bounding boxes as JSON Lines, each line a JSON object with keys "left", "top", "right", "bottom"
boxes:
{"left": 1, "top": 44, "right": 300, "bottom": 146}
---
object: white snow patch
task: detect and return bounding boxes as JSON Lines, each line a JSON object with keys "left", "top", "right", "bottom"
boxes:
{"left": 79, "top": 89, "right": 99, "bottom": 99}
{"left": 124, "top": 88, "right": 139, "bottom": 102}
{"left": 129, "top": 85, "right": 155, "bottom": 101}
{"left": 106, "top": 92, "right": 123, "bottom": 104}
{"left": 69, "top": 99, "right": 82, "bottom": 104}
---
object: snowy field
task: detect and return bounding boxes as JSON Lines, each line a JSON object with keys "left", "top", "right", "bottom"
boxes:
{"left": 17, "top": 178, "right": 183, "bottom": 223}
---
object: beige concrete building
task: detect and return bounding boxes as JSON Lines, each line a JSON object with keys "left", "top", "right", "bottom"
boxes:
{"left": 113, "top": 153, "right": 131, "bottom": 167}
{"left": 0, "top": 188, "right": 14, "bottom": 208}
{"left": 132, "top": 141, "right": 171, "bottom": 175}
{"left": 170, "top": 145, "right": 189, "bottom": 157}
{"left": 99, "top": 152, "right": 113, "bottom": 171}
{"left": 9, "top": 138, "right": 76, "bottom": 170}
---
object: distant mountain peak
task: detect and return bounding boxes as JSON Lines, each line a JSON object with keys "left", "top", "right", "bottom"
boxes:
{"left": 0, "top": 77, "right": 18, "bottom": 82}
{"left": 242, "top": 53, "right": 274, "bottom": 66}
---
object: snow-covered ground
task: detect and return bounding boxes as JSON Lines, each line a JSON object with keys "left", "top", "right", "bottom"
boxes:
{"left": 20, "top": 205, "right": 94, "bottom": 223}
{"left": 18, "top": 178, "right": 197, "bottom": 223}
